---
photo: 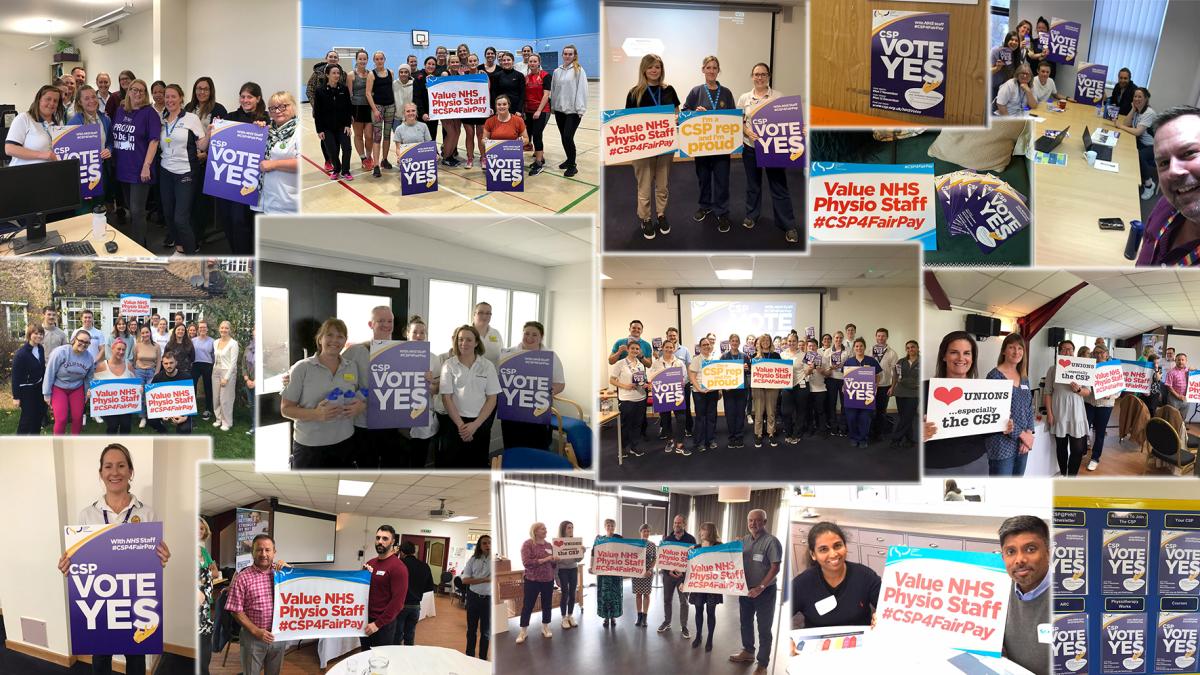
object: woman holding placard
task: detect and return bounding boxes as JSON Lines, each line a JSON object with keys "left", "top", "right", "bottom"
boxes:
{"left": 404, "top": 315, "right": 441, "bottom": 468}
{"left": 440, "top": 325, "right": 501, "bottom": 468}
{"left": 749, "top": 334, "right": 781, "bottom": 448}
{"left": 626, "top": 53, "right": 681, "bottom": 240}
{"left": 631, "top": 523, "right": 658, "bottom": 628}
{"left": 5, "top": 86, "right": 63, "bottom": 166}
{"left": 651, "top": 339, "right": 690, "bottom": 455}
{"left": 682, "top": 56, "right": 736, "bottom": 232}
{"left": 843, "top": 338, "right": 882, "bottom": 449}
{"left": 281, "top": 318, "right": 364, "bottom": 468}
{"left": 12, "top": 325, "right": 47, "bottom": 435}
{"left": 556, "top": 521, "right": 583, "bottom": 628}
{"left": 590, "top": 518, "right": 624, "bottom": 627}
{"left": 719, "top": 334, "right": 751, "bottom": 448}
{"left": 211, "top": 82, "right": 268, "bottom": 253}
{"left": 516, "top": 522, "right": 557, "bottom": 644}
{"left": 923, "top": 331, "right": 1009, "bottom": 475}
{"left": 158, "top": 84, "right": 209, "bottom": 255}
{"left": 738, "top": 62, "right": 799, "bottom": 243}
{"left": 500, "top": 321, "right": 564, "bottom": 451}
{"left": 57, "top": 443, "right": 171, "bottom": 675}
{"left": 791, "top": 522, "right": 881, "bottom": 629}
{"left": 990, "top": 32, "right": 1020, "bottom": 99}
{"left": 1084, "top": 345, "right": 1118, "bottom": 472}
{"left": 482, "top": 95, "right": 530, "bottom": 148}
{"left": 689, "top": 336, "right": 720, "bottom": 453}
{"left": 91, "top": 339, "right": 135, "bottom": 434}
{"left": 67, "top": 85, "right": 115, "bottom": 214}
{"left": 984, "top": 333, "right": 1035, "bottom": 476}
{"left": 688, "top": 521, "right": 722, "bottom": 651}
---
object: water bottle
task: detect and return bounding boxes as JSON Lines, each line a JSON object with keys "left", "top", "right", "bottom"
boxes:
{"left": 325, "top": 388, "right": 344, "bottom": 411}
{"left": 1124, "top": 220, "right": 1144, "bottom": 261}
{"left": 1096, "top": 101, "right": 1103, "bottom": 118}
{"left": 342, "top": 388, "right": 359, "bottom": 407}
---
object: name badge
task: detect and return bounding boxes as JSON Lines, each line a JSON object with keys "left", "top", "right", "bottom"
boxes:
{"left": 1020, "top": 384, "right": 1030, "bottom": 389}
{"left": 815, "top": 595, "right": 838, "bottom": 616}
{"left": 489, "top": 335, "right": 497, "bottom": 342}
{"left": 343, "top": 373, "right": 356, "bottom": 382}
{"left": 1037, "top": 623, "right": 1052, "bottom": 644}
{"left": 752, "top": 553, "right": 764, "bottom": 562}
{"left": 376, "top": 570, "right": 386, "bottom": 576}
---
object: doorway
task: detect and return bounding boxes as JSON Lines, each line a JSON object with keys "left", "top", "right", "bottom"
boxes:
{"left": 401, "top": 534, "right": 451, "bottom": 588}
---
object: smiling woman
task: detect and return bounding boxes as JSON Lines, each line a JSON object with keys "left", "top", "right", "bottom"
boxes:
{"left": 790, "top": 521, "right": 881, "bottom": 629}
{"left": 280, "top": 318, "right": 364, "bottom": 469}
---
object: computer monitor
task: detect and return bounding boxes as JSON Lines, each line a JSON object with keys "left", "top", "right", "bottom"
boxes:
{"left": 0, "top": 159, "right": 82, "bottom": 242}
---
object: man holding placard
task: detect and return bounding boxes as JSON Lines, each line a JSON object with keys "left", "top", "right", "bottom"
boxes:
{"left": 998, "top": 515, "right": 1051, "bottom": 675}
{"left": 1165, "top": 353, "right": 1191, "bottom": 418}
{"left": 227, "top": 534, "right": 293, "bottom": 675}
{"left": 146, "top": 353, "right": 196, "bottom": 434}
{"left": 342, "top": 306, "right": 413, "bottom": 469}
{"left": 730, "top": 509, "right": 782, "bottom": 673}
{"left": 658, "top": 515, "right": 697, "bottom": 637}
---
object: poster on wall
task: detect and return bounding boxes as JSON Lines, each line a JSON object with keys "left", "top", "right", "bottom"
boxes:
{"left": 236, "top": 508, "right": 270, "bottom": 572}
{"left": 870, "top": 10, "right": 949, "bottom": 118}
{"left": 1053, "top": 613, "right": 1090, "bottom": 675}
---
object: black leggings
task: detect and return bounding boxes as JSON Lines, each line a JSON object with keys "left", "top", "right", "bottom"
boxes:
{"left": 1055, "top": 435, "right": 1086, "bottom": 476}
{"left": 16, "top": 396, "right": 45, "bottom": 434}
{"left": 694, "top": 601, "right": 717, "bottom": 640}
{"left": 213, "top": 198, "right": 254, "bottom": 255}
{"left": 554, "top": 111, "right": 582, "bottom": 166}
{"left": 323, "top": 129, "right": 352, "bottom": 175}
{"left": 527, "top": 111, "right": 549, "bottom": 153}
{"left": 558, "top": 567, "right": 578, "bottom": 616}
{"left": 520, "top": 579, "right": 554, "bottom": 627}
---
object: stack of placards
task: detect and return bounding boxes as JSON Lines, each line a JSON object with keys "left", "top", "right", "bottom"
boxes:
{"left": 935, "top": 170, "right": 1030, "bottom": 254}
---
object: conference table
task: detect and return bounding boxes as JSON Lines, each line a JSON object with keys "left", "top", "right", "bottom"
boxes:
{"left": 316, "top": 591, "right": 437, "bottom": 667}
{"left": 325, "top": 645, "right": 489, "bottom": 675}
{"left": 0, "top": 214, "right": 151, "bottom": 257}
{"left": 1032, "top": 100, "right": 1144, "bottom": 267}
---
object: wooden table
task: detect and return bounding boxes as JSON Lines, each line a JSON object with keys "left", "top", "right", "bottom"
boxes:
{"left": 0, "top": 213, "right": 151, "bottom": 257}
{"left": 598, "top": 392, "right": 622, "bottom": 465}
{"left": 1033, "top": 100, "right": 1144, "bottom": 267}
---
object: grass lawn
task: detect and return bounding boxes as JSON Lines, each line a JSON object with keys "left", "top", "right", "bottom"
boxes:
{"left": 0, "top": 407, "right": 255, "bottom": 459}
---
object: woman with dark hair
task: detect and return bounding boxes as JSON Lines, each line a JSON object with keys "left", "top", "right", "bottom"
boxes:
{"left": 1113, "top": 87, "right": 1159, "bottom": 200}
{"left": 150, "top": 80, "right": 167, "bottom": 116}
{"left": 12, "top": 325, "right": 47, "bottom": 434}
{"left": 314, "top": 63, "right": 353, "bottom": 181}
{"left": 738, "top": 62, "right": 799, "bottom": 243}
{"left": 482, "top": 95, "right": 529, "bottom": 147}
{"left": 5, "top": 86, "right": 63, "bottom": 164}
{"left": 944, "top": 479, "right": 965, "bottom": 500}
{"left": 1084, "top": 345, "right": 1118, "bottom": 472}
{"left": 749, "top": 334, "right": 781, "bottom": 447}
{"left": 890, "top": 340, "right": 920, "bottom": 448}
{"left": 403, "top": 315, "right": 441, "bottom": 468}
{"left": 347, "top": 50, "right": 374, "bottom": 171}
{"left": 683, "top": 55, "right": 737, "bottom": 232}
{"left": 211, "top": 82, "right": 268, "bottom": 252}
{"left": 1015, "top": 19, "right": 1035, "bottom": 67}
{"left": 843, "top": 337, "right": 882, "bottom": 448}
{"left": 461, "top": 534, "right": 492, "bottom": 659}
{"left": 590, "top": 518, "right": 624, "bottom": 628}
{"left": 991, "top": 31, "right": 1020, "bottom": 99}
{"left": 555, "top": 521, "right": 582, "bottom": 628}
{"left": 1029, "top": 17, "right": 1054, "bottom": 77}
{"left": 1044, "top": 339, "right": 1090, "bottom": 476}
{"left": 105, "top": 69, "right": 136, "bottom": 119}
{"left": 791, "top": 522, "right": 881, "bottom": 628}
{"left": 43, "top": 329, "right": 98, "bottom": 435}
{"left": 439, "top": 324, "right": 500, "bottom": 468}
{"left": 500, "top": 321, "right": 564, "bottom": 451}
{"left": 163, "top": 322, "right": 195, "bottom": 377}
{"left": 159, "top": 83, "right": 209, "bottom": 254}
{"left": 631, "top": 524, "right": 657, "bottom": 628}
{"left": 523, "top": 54, "right": 553, "bottom": 176}
{"left": 1109, "top": 67, "right": 1137, "bottom": 117}
{"left": 924, "top": 331, "right": 1009, "bottom": 475}
{"left": 184, "top": 76, "right": 227, "bottom": 242}
{"left": 281, "top": 318, "right": 364, "bottom": 468}
{"left": 413, "top": 56, "right": 440, "bottom": 142}
{"left": 985, "top": 333, "right": 1036, "bottom": 476}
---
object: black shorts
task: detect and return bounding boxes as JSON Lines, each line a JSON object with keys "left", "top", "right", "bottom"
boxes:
{"left": 352, "top": 104, "right": 373, "bottom": 124}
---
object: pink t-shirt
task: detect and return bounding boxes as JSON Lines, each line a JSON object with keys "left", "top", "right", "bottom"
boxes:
{"left": 1165, "top": 366, "right": 1188, "bottom": 399}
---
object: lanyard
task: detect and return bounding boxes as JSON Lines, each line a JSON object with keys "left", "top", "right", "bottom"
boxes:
{"left": 39, "top": 119, "right": 54, "bottom": 146}
{"left": 164, "top": 114, "right": 181, "bottom": 144}
{"left": 103, "top": 502, "right": 135, "bottom": 524}
{"left": 705, "top": 83, "right": 721, "bottom": 110}
{"left": 648, "top": 86, "right": 661, "bottom": 107}
{"left": 1150, "top": 209, "right": 1200, "bottom": 266}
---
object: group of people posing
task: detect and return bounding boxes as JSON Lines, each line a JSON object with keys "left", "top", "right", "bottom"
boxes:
{"left": 307, "top": 43, "right": 588, "bottom": 180}
{"left": 11, "top": 306, "right": 250, "bottom": 436}
{"left": 280, "top": 302, "right": 565, "bottom": 469}
{"left": 624, "top": 55, "right": 800, "bottom": 243}
{"left": 515, "top": 510, "right": 782, "bottom": 674}
{"left": 5, "top": 68, "right": 298, "bottom": 253}
{"left": 608, "top": 321, "right": 920, "bottom": 455}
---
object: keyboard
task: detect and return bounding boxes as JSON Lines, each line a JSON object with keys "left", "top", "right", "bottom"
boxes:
{"left": 18, "top": 239, "right": 99, "bottom": 256}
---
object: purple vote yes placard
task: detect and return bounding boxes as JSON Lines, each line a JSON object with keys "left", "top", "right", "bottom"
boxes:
{"left": 1074, "top": 63, "right": 1110, "bottom": 105}
{"left": 498, "top": 350, "right": 555, "bottom": 424}
{"left": 65, "top": 522, "right": 163, "bottom": 655}
{"left": 484, "top": 140, "right": 524, "bottom": 192}
{"left": 52, "top": 124, "right": 104, "bottom": 199}
{"left": 870, "top": 11, "right": 949, "bottom": 118}
{"left": 1048, "top": 17, "right": 1081, "bottom": 65}
{"left": 397, "top": 141, "right": 439, "bottom": 195}
{"left": 747, "top": 95, "right": 806, "bottom": 169}
{"left": 843, "top": 366, "right": 876, "bottom": 410}
{"left": 368, "top": 341, "right": 430, "bottom": 429}
{"left": 651, "top": 366, "right": 686, "bottom": 413}
{"left": 204, "top": 120, "right": 267, "bottom": 206}
{"left": 1053, "top": 613, "right": 1089, "bottom": 675}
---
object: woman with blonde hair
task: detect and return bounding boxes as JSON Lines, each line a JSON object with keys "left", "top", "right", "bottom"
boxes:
{"left": 688, "top": 521, "right": 722, "bottom": 650}
{"left": 212, "top": 321, "right": 240, "bottom": 432}
{"left": 5, "top": 86, "right": 63, "bottom": 166}
{"left": 516, "top": 522, "right": 557, "bottom": 643}
{"left": 253, "top": 90, "right": 300, "bottom": 217}
{"left": 627, "top": 53, "right": 680, "bottom": 240}
{"left": 281, "top": 318, "right": 364, "bottom": 468}
{"left": 439, "top": 324, "right": 500, "bottom": 467}
{"left": 551, "top": 44, "right": 587, "bottom": 177}
{"left": 68, "top": 85, "right": 115, "bottom": 214}
{"left": 112, "top": 79, "right": 161, "bottom": 247}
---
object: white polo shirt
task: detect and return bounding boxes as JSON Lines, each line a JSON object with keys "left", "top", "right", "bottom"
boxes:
{"left": 78, "top": 494, "right": 156, "bottom": 525}
{"left": 479, "top": 326, "right": 505, "bottom": 365}
{"left": 440, "top": 355, "right": 501, "bottom": 417}
{"left": 5, "top": 113, "right": 54, "bottom": 167}
{"left": 610, "top": 357, "right": 647, "bottom": 402}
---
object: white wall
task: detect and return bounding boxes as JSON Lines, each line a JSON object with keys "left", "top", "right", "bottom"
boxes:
{"left": 775, "top": 4, "right": 806, "bottom": 101}
{"left": 825, "top": 286, "right": 918, "bottom": 353}
{"left": 600, "top": 287, "right": 679, "bottom": 385}
{"left": 79, "top": 10, "right": 154, "bottom": 95}
{"left": 0, "top": 437, "right": 208, "bottom": 665}
{"left": 183, "top": 0, "right": 299, "bottom": 111}
{"left": 546, "top": 261, "right": 593, "bottom": 416}
{"left": 301, "top": 513, "right": 482, "bottom": 576}
{"left": 0, "top": 32, "right": 54, "bottom": 107}
{"left": 1057, "top": 478, "right": 1200, "bottom": 500}
{"left": 921, "top": 304, "right": 1019, "bottom": 380}
{"left": 1149, "top": 0, "right": 1200, "bottom": 114}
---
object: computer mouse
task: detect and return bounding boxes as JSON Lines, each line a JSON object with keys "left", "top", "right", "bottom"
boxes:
{"left": 105, "top": 241, "right": 118, "bottom": 254}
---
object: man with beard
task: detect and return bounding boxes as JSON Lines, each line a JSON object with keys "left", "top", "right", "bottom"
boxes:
{"left": 362, "top": 525, "right": 409, "bottom": 647}
{"left": 998, "top": 515, "right": 1050, "bottom": 675}
{"left": 1137, "top": 107, "right": 1200, "bottom": 265}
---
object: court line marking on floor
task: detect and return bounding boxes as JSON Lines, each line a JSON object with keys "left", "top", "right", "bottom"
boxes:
{"left": 301, "top": 155, "right": 390, "bottom": 214}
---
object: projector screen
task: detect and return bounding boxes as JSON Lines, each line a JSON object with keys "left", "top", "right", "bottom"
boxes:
{"left": 273, "top": 504, "right": 338, "bottom": 564}
{"left": 678, "top": 292, "right": 823, "bottom": 351}
{"left": 603, "top": 3, "right": 775, "bottom": 110}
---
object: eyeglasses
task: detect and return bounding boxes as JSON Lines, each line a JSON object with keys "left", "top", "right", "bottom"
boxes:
{"left": 75, "top": 339, "right": 91, "bottom": 346}
{"left": 268, "top": 104, "right": 291, "bottom": 113}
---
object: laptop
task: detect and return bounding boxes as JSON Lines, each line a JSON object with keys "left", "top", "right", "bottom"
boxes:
{"left": 1035, "top": 125, "right": 1069, "bottom": 153}
{"left": 1083, "top": 125, "right": 1113, "bottom": 162}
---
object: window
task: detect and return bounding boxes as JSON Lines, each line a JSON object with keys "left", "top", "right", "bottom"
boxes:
{"left": 218, "top": 259, "right": 251, "bottom": 274}
{"left": 427, "top": 279, "right": 543, "bottom": 354}
{"left": 258, "top": 287, "right": 289, "bottom": 395}
{"left": 167, "top": 303, "right": 201, "bottom": 327}
{"left": 990, "top": 0, "right": 1010, "bottom": 48}
{"left": 497, "top": 480, "right": 619, "bottom": 587}
{"left": 1089, "top": 0, "right": 1168, "bottom": 86}
{"left": 2, "top": 302, "right": 28, "bottom": 339}
{"left": 61, "top": 299, "right": 102, "bottom": 333}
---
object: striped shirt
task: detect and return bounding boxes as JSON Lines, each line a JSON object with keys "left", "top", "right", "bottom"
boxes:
{"left": 225, "top": 564, "right": 274, "bottom": 631}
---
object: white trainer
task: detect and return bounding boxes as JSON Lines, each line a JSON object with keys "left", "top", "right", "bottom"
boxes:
{"left": 515, "top": 627, "right": 527, "bottom": 644}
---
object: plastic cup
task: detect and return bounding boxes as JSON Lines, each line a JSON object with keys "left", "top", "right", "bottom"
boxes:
{"left": 368, "top": 655, "right": 389, "bottom": 675}
{"left": 1085, "top": 150, "right": 1097, "bottom": 166}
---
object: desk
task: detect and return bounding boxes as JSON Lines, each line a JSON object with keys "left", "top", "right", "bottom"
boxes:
{"left": 1033, "top": 101, "right": 1143, "bottom": 267}
{"left": 325, "top": 645, "right": 489, "bottom": 675}
{"left": 1, "top": 214, "right": 151, "bottom": 257}
{"left": 787, "top": 641, "right": 1034, "bottom": 674}
{"left": 598, "top": 392, "right": 622, "bottom": 465}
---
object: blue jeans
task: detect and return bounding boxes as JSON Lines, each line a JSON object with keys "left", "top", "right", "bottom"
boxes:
{"left": 134, "top": 366, "right": 155, "bottom": 417}
{"left": 988, "top": 452, "right": 1028, "bottom": 476}
{"left": 395, "top": 605, "right": 420, "bottom": 645}
{"left": 1091, "top": 405, "right": 1114, "bottom": 461}
{"left": 738, "top": 585, "right": 777, "bottom": 667}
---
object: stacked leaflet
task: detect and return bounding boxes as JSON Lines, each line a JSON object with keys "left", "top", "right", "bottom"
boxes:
{"left": 935, "top": 170, "right": 1031, "bottom": 254}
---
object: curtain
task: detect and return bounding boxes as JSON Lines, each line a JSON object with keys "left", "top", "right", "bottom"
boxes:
{"left": 729, "top": 488, "right": 784, "bottom": 537}
{"left": 668, "top": 492, "right": 692, "bottom": 531}
{"left": 1016, "top": 282, "right": 1089, "bottom": 342}
{"left": 693, "top": 494, "right": 721, "bottom": 539}
{"left": 1089, "top": 0, "right": 1169, "bottom": 86}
